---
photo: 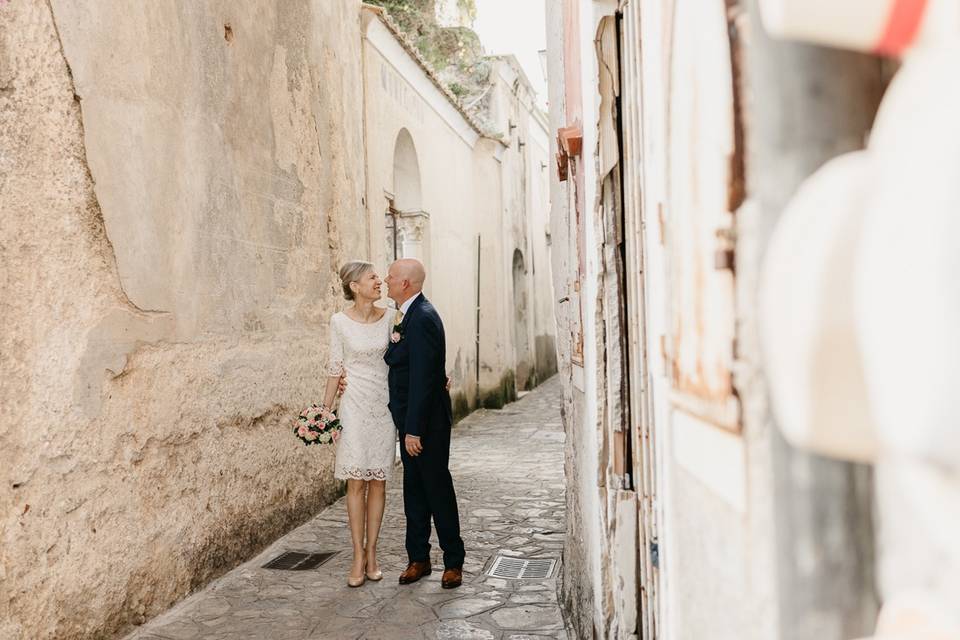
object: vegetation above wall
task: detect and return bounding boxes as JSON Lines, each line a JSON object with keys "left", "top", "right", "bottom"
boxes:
{"left": 366, "top": 0, "right": 495, "bottom": 128}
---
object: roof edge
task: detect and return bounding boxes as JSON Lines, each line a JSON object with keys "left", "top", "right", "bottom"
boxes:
{"left": 361, "top": 4, "right": 502, "bottom": 144}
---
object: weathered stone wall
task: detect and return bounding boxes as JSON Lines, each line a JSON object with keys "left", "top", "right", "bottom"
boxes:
{"left": 0, "top": 1, "right": 364, "bottom": 638}
{"left": 544, "top": 0, "right": 884, "bottom": 637}
{"left": 543, "top": 1, "right": 596, "bottom": 637}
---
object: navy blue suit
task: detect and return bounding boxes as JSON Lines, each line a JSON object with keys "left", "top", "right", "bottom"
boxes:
{"left": 384, "top": 294, "right": 465, "bottom": 569}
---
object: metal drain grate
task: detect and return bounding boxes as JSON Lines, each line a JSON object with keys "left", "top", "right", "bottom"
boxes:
{"left": 486, "top": 555, "right": 558, "bottom": 580}
{"left": 262, "top": 551, "right": 338, "bottom": 571}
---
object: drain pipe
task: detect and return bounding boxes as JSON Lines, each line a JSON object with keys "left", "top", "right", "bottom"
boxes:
{"left": 475, "top": 234, "right": 481, "bottom": 407}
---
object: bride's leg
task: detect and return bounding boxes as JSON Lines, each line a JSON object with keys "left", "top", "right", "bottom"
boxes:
{"left": 346, "top": 479, "right": 367, "bottom": 580}
{"left": 365, "top": 479, "right": 386, "bottom": 574}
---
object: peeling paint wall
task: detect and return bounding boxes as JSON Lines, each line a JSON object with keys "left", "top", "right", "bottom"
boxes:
{"left": 546, "top": 0, "right": 884, "bottom": 638}
{"left": 0, "top": 2, "right": 364, "bottom": 638}
{"left": 545, "top": 0, "right": 610, "bottom": 637}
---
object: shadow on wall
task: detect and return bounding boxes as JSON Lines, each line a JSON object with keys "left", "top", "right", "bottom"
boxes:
{"left": 535, "top": 334, "right": 558, "bottom": 383}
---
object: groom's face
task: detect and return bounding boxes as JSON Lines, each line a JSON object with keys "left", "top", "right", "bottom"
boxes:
{"left": 385, "top": 263, "right": 406, "bottom": 303}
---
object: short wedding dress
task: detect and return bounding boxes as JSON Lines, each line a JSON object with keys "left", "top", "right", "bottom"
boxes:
{"left": 327, "top": 309, "right": 397, "bottom": 481}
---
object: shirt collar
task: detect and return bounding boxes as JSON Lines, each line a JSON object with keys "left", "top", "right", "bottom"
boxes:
{"left": 399, "top": 292, "right": 421, "bottom": 316}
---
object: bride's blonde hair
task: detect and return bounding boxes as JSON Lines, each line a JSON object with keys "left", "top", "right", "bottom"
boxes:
{"left": 338, "top": 260, "right": 374, "bottom": 301}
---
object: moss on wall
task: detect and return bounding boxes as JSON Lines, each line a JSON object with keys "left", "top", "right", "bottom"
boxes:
{"left": 451, "top": 391, "right": 472, "bottom": 422}
{"left": 479, "top": 370, "right": 518, "bottom": 409}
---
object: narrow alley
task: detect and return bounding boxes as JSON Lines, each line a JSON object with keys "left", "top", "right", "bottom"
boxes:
{"left": 8, "top": 1, "right": 960, "bottom": 638}
{"left": 123, "top": 379, "right": 568, "bottom": 640}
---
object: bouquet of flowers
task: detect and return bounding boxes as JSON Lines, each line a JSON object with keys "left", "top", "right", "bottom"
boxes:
{"left": 293, "top": 404, "right": 342, "bottom": 445}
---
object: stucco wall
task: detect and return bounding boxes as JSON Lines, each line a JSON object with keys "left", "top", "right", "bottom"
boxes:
{"left": 361, "top": 13, "right": 556, "bottom": 412}
{"left": 1, "top": 1, "right": 364, "bottom": 638}
{"left": 362, "top": 22, "right": 492, "bottom": 406}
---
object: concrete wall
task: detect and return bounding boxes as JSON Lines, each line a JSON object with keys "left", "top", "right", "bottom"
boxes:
{"left": 1, "top": 1, "right": 364, "bottom": 638}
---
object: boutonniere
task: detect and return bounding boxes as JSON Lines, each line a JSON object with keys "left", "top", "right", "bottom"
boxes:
{"left": 390, "top": 322, "right": 404, "bottom": 344}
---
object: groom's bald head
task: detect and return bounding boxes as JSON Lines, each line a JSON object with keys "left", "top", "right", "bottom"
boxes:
{"left": 386, "top": 258, "right": 426, "bottom": 305}
{"left": 394, "top": 259, "right": 425, "bottom": 289}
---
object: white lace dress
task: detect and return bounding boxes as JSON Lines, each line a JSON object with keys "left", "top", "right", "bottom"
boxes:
{"left": 327, "top": 310, "right": 397, "bottom": 481}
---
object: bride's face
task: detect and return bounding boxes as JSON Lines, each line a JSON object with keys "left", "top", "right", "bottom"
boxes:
{"left": 352, "top": 269, "right": 383, "bottom": 301}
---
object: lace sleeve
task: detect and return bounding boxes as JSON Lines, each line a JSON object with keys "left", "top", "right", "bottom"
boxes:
{"left": 326, "top": 316, "right": 344, "bottom": 377}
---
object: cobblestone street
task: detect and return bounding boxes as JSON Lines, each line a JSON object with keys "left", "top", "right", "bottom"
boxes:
{"left": 125, "top": 377, "right": 568, "bottom": 640}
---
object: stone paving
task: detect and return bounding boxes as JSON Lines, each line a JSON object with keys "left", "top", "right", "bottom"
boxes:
{"left": 125, "top": 377, "right": 568, "bottom": 640}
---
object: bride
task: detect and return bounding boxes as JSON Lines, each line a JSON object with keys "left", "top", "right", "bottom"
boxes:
{"left": 319, "top": 260, "right": 396, "bottom": 587}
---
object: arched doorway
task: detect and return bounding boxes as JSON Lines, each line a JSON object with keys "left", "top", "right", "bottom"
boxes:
{"left": 386, "top": 129, "right": 429, "bottom": 263}
{"left": 512, "top": 249, "right": 532, "bottom": 390}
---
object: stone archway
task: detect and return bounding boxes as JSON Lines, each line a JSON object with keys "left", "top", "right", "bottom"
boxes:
{"left": 387, "top": 129, "right": 429, "bottom": 262}
{"left": 512, "top": 248, "right": 533, "bottom": 390}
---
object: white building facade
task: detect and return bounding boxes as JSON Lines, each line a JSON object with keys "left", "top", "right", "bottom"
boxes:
{"left": 362, "top": 6, "right": 557, "bottom": 413}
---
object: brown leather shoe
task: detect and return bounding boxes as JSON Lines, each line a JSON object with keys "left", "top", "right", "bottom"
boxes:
{"left": 441, "top": 568, "right": 463, "bottom": 589}
{"left": 398, "top": 561, "right": 432, "bottom": 585}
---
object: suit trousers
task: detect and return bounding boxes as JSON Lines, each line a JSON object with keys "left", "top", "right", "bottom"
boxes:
{"left": 399, "top": 426, "right": 465, "bottom": 569}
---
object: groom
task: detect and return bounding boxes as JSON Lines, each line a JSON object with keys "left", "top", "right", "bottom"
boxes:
{"left": 384, "top": 258, "right": 465, "bottom": 589}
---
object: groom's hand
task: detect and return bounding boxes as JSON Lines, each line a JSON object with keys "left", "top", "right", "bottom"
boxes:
{"left": 405, "top": 434, "right": 423, "bottom": 457}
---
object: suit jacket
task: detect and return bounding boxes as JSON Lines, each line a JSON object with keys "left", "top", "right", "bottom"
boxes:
{"left": 384, "top": 294, "right": 453, "bottom": 438}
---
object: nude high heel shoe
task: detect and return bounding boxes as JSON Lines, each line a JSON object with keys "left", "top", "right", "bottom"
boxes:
{"left": 347, "top": 560, "right": 366, "bottom": 588}
{"left": 364, "top": 547, "right": 382, "bottom": 581}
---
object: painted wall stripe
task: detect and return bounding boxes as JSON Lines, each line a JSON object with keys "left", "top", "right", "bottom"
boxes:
{"left": 875, "top": 0, "right": 929, "bottom": 55}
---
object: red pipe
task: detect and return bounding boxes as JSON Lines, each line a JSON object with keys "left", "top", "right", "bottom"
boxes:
{"left": 874, "top": 0, "right": 929, "bottom": 55}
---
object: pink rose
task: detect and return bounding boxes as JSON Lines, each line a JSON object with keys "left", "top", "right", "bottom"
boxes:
{"left": 298, "top": 426, "right": 308, "bottom": 437}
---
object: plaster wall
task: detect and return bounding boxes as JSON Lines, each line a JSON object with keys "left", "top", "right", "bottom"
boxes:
{"left": 1, "top": 2, "right": 364, "bottom": 638}
{"left": 480, "top": 59, "right": 558, "bottom": 397}
{"left": 362, "top": 14, "right": 556, "bottom": 410}
{"left": 362, "top": 17, "right": 497, "bottom": 407}
{"left": 526, "top": 114, "right": 558, "bottom": 382}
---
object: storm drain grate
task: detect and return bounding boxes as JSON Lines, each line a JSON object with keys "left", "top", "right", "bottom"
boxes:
{"left": 486, "top": 555, "right": 558, "bottom": 580}
{"left": 262, "top": 551, "right": 338, "bottom": 571}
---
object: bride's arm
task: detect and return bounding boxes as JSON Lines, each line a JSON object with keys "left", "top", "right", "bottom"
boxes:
{"left": 321, "top": 375, "right": 341, "bottom": 418}
{"left": 323, "top": 317, "right": 345, "bottom": 418}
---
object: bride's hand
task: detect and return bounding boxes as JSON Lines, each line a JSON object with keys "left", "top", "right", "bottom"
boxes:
{"left": 446, "top": 376, "right": 452, "bottom": 391}
{"left": 337, "top": 375, "right": 348, "bottom": 396}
